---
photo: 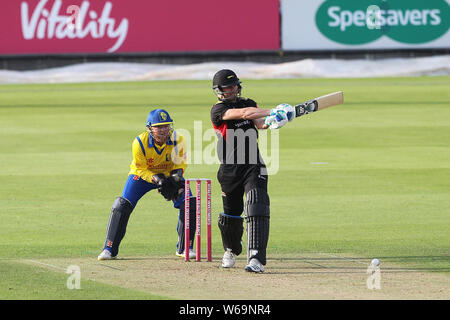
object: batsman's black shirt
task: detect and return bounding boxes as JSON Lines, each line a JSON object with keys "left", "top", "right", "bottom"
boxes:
{"left": 211, "top": 98, "right": 264, "bottom": 166}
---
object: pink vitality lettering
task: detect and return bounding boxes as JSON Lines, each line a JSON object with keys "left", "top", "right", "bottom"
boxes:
{"left": 20, "top": 0, "right": 129, "bottom": 52}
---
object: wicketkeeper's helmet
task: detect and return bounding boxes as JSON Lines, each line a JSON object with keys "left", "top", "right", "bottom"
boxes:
{"left": 146, "top": 109, "right": 173, "bottom": 127}
{"left": 146, "top": 109, "right": 174, "bottom": 143}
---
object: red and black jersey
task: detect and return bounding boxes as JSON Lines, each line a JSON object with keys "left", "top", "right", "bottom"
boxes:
{"left": 211, "top": 98, "right": 264, "bottom": 165}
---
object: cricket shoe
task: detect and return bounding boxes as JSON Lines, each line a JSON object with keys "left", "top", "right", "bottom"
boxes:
{"left": 222, "top": 248, "right": 236, "bottom": 268}
{"left": 176, "top": 249, "right": 196, "bottom": 259}
{"left": 245, "top": 258, "right": 264, "bottom": 273}
{"left": 97, "top": 249, "right": 117, "bottom": 261}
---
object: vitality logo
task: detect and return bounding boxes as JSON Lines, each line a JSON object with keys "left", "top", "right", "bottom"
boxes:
{"left": 316, "top": 0, "right": 450, "bottom": 45}
{"left": 21, "top": 0, "right": 129, "bottom": 52}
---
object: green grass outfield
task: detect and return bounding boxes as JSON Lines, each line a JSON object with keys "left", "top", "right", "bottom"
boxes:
{"left": 0, "top": 76, "right": 449, "bottom": 299}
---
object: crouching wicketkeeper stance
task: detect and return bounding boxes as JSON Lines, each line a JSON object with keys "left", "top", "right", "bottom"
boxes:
{"left": 98, "top": 108, "right": 198, "bottom": 260}
{"left": 210, "top": 69, "right": 293, "bottom": 273}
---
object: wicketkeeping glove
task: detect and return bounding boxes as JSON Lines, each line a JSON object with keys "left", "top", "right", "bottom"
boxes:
{"left": 152, "top": 174, "right": 174, "bottom": 201}
{"left": 166, "top": 175, "right": 185, "bottom": 201}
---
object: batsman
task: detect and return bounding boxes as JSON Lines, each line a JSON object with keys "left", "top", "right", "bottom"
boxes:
{"left": 210, "top": 69, "right": 294, "bottom": 273}
{"left": 98, "top": 108, "right": 198, "bottom": 260}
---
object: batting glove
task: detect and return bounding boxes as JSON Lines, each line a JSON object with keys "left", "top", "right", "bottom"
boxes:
{"left": 264, "top": 114, "right": 288, "bottom": 130}
{"left": 269, "top": 108, "right": 288, "bottom": 121}
{"left": 276, "top": 103, "right": 295, "bottom": 122}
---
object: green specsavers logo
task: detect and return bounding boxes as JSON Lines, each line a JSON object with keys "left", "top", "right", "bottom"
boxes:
{"left": 316, "top": 0, "right": 450, "bottom": 44}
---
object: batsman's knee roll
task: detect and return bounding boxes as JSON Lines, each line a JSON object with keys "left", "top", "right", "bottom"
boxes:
{"left": 244, "top": 188, "right": 270, "bottom": 217}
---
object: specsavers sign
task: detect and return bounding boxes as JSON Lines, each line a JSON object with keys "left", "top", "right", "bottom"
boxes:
{"left": 282, "top": 0, "right": 450, "bottom": 50}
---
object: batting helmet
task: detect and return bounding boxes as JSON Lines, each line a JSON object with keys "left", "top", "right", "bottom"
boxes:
{"left": 212, "top": 69, "right": 242, "bottom": 101}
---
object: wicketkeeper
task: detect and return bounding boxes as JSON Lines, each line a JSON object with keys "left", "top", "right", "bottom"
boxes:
{"left": 210, "top": 69, "right": 294, "bottom": 272}
{"left": 98, "top": 108, "right": 198, "bottom": 260}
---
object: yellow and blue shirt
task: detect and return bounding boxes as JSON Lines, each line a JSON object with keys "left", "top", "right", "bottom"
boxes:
{"left": 128, "top": 130, "right": 187, "bottom": 183}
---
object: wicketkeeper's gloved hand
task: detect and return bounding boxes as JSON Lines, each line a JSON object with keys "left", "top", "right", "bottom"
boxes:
{"left": 276, "top": 103, "right": 295, "bottom": 122}
{"left": 167, "top": 169, "right": 185, "bottom": 201}
{"left": 265, "top": 108, "right": 288, "bottom": 129}
{"left": 152, "top": 173, "right": 174, "bottom": 201}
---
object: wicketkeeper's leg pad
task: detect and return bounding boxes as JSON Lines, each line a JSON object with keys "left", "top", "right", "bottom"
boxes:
{"left": 103, "top": 196, "right": 133, "bottom": 257}
{"left": 218, "top": 212, "right": 244, "bottom": 256}
{"left": 245, "top": 188, "right": 270, "bottom": 265}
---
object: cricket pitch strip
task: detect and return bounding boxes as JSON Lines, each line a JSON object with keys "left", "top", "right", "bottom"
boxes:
{"left": 20, "top": 253, "right": 449, "bottom": 300}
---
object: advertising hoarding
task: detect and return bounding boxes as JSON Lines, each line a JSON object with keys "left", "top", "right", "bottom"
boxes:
{"left": 0, "top": 0, "right": 280, "bottom": 54}
{"left": 281, "top": 0, "right": 450, "bottom": 50}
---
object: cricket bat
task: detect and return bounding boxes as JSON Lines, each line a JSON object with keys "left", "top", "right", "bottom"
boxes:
{"left": 294, "top": 91, "right": 344, "bottom": 118}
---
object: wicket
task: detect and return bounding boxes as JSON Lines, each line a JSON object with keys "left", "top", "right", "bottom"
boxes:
{"left": 184, "top": 178, "right": 212, "bottom": 262}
